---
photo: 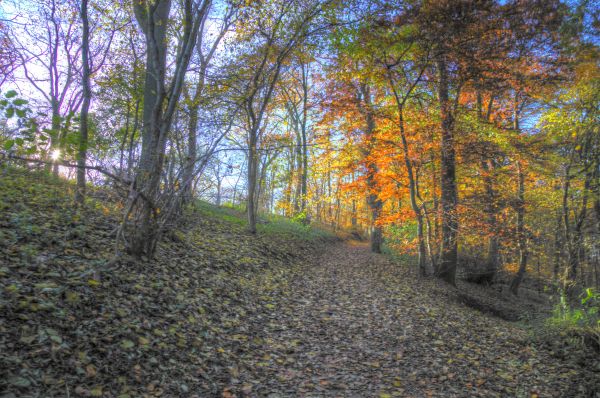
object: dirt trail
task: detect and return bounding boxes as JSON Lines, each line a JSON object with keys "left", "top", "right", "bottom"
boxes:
{"left": 240, "top": 241, "right": 594, "bottom": 398}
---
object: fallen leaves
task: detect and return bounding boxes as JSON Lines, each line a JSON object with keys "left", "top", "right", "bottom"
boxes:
{"left": 120, "top": 339, "right": 135, "bottom": 349}
{"left": 0, "top": 169, "right": 597, "bottom": 397}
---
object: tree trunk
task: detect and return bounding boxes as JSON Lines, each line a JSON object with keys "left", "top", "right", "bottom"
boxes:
{"left": 351, "top": 172, "right": 357, "bottom": 227}
{"left": 360, "top": 83, "right": 383, "bottom": 253}
{"left": 553, "top": 209, "right": 563, "bottom": 281}
{"left": 294, "top": 127, "right": 302, "bottom": 213}
{"left": 284, "top": 147, "right": 294, "bottom": 216}
{"left": 566, "top": 169, "right": 592, "bottom": 290}
{"left": 75, "top": 0, "right": 91, "bottom": 205}
{"left": 127, "top": 100, "right": 140, "bottom": 176}
{"left": 128, "top": 0, "right": 171, "bottom": 257}
{"left": 436, "top": 57, "right": 458, "bottom": 285}
{"left": 247, "top": 139, "right": 258, "bottom": 234}
{"left": 300, "top": 63, "right": 309, "bottom": 217}
{"left": 126, "top": 0, "right": 205, "bottom": 257}
{"left": 480, "top": 159, "right": 499, "bottom": 284}
{"left": 216, "top": 179, "right": 222, "bottom": 206}
{"left": 50, "top": 100, "right": 61, "bottom": 176}
{"left": 386, "top": 65, "right": 430, "bottom": 275}
{"left": 399, "top": 108, "right": 428, "bottom": 274}
{"left": 367, "top": 172, "right": 383, "bottom": 253}
{"left": 475, "top": 92, "right": 499, "bottom": 284}
{"left": 510, "top": 161, "right": 528, "bottom": 295}
{"left": 183, "top": 104, "right": 198, "bottom": 202}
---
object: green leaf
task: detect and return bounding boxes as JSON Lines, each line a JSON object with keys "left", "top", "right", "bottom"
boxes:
{"left": 5, "top": 107, "right": 14, "bottom": 118}
{"left": 121, "top": 339, "right": 135, "bottom": 349}
{"left": 12, "top": 98, "right": 28, "bottom": 106}
{"left": 3, "top": 139, "right": 15, "bottom": 150}
{"left": 5, "top": 90, "right": 18, "bottom": 98}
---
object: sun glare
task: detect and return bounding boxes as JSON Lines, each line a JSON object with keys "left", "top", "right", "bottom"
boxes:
{"left": 51, "top": 149, "right": 61, "bottom": 161}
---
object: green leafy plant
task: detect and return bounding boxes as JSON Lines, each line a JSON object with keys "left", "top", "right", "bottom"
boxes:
{"left": 291, "top": 211, "right": 307, "bottom": 224}
{"left": 0, "top": 90, "right": 40, "bottom": 155}
{"left": 547, "top": 288, "right": 600, "bottom": 349}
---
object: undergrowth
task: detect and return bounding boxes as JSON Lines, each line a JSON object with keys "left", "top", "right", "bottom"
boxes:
{"left": 545, "top": 288, "right": 600, "bottom": 351}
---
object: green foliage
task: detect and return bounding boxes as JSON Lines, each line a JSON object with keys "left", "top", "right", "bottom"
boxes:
{"left": 0, "top": 91, "right": 36, "bottom": 153}
{"left": 196, "top": 200, "right": 335, "bottom": 242}
{"left": 260, "top": 214, "right": 334, "bottom": 242}
{"left": 196, "top": 200, "right": 246, "bottom": 226}
{"left": 0, "top": 90, "right": 94, "bottom": 161}
{"left": 291, "top": 211, "right": 307, "bottom": 224}
{"left": 547, "top": 288, "right": 600, "bottom": 349}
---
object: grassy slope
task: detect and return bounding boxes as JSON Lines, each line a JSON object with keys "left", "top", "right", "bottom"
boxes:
{"left": 0, "top": 168, "right": 334, "bottom": 397}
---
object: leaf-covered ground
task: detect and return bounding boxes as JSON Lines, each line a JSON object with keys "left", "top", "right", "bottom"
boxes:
{"left": 1, "top": 169, "right": 598, "bottom": 397}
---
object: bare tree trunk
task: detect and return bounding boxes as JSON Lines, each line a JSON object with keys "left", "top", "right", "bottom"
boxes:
{"left": 327, "top": 165, "right": 333, "bottom": 223}
{"left": 284, "top": 146, "right": 294, "bottom": 216}
{"left": 567, "top": 169, "right": 591, "bottom": 289}
{"left": 127, "top": 100, "right": 140, "bottom": 175}
{"left": 232, "top": 166, "right": 244, "bottom": 207}
{"left": 294, "top": 127, "right": 302, "bottom": 213}
{"left": 510, "top": 160, "right": 528, "bottom": 295}
{"left": 367, "top": 172, "right": 383, "bottom": 253}
{"left": 479, "top": 159, "right": 499, "bottom": 283}
{"left": 126, "top": 0, "right": 206, "bottom": 257}
{"left": 128, "top": 0, "right": 172, "bottom": 257}
{"left": 247, "top": 140, "right": 258, "bottom": 234}
{"left": 432, "top": 154, "right": 440, "bottom": 261}
{"left": 300, "top": 62, "right": 309, "bottom": 218}
{"left": 216, "top": 179, "right": 222, "bottom": 206}
{"left": 51, "top": 100, "right": 61, "bottom": 176}
{"left": 553, "top": 209, "right": 563, "bottom": 281}
{"left": 397, "top": 104, "right": 428, "bottom": 274}
{"left": 359, "top": 83, "right": 383, "bottom": 253}
{"left": 351, "top": 172, "right": 357, "bottom": 227}
{"left": 119, "top": 100, "right": 132, "bottom": 174}
{"left": 474, "top": 91, "right": 499, "bottom": 284}
{"left": 75, "top": 0, "right": 90, "bottom": 204}
{"left": 183, "top": 104, "right": 198, "bottom": 202}
{"left": 436, "top": 57, "right": 458, "bottom": 285}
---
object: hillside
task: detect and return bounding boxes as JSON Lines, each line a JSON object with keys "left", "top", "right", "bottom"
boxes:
{"left": 0, "top": 169, "right": 598, "bottom": 397}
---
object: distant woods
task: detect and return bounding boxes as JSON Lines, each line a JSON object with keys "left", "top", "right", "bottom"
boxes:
{"left": 0, "top": 0, "right": 598, "bottom": 292}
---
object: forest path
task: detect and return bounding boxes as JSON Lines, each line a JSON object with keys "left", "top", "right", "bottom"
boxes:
{"left": 243, "top": 241, "right": 588, "bottom": 397}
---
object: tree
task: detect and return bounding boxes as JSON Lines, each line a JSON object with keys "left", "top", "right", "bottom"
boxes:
{"left": 232, "top": 0, "right": 325, "bottom": 233}
{"left": 123, "top": 0, "right": 210, "bottom": 257}
{"left": 9, "top": 0, "right": 84, "bottom": 172}
{"left": 181, "top": 3, "right": 238, "bottom": 203}
{"left": 282, "top": 58, "right": 313, "bottom": 219}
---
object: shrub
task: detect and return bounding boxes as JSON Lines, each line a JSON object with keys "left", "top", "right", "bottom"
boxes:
{"left": 547, "top": 288, "right": 600, "bottom": 351}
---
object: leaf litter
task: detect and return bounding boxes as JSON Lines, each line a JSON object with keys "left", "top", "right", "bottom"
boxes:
{"left": 0, "top": 169, "right": 598, "bottom": 397}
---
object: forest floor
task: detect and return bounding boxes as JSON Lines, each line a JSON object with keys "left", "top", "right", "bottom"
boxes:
{"left": 1, "top": 168, "right": 599, "bottom": 397}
